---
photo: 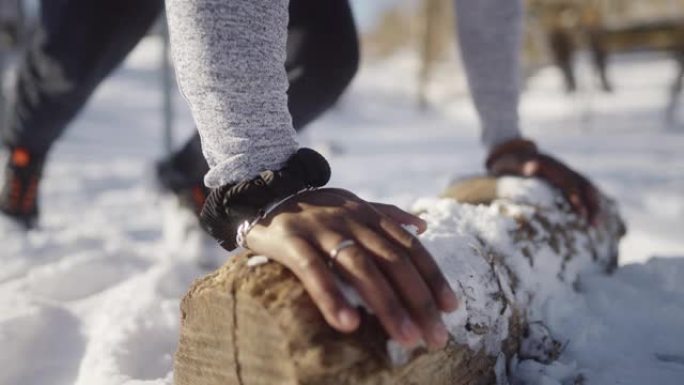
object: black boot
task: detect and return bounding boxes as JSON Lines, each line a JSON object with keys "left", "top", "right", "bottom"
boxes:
{"left": 156, "top": 134, "right": 210, "bottom": 217}
{"left": 0, "top": 147, "right": 45, "bottom": 229}
{"left": 156, "top": 157, "right": 209, "bottom": 218}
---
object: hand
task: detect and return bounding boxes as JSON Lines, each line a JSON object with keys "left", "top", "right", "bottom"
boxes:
{"left": 487, "top": 139, "right": 600, "bottom": 225}
{"left": 245, "top": 188, "right": 459, "bottom": 349}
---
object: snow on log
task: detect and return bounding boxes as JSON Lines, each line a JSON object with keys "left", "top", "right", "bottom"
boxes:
{"left": 174, "top": 176, "right": 626, "bottom": 385}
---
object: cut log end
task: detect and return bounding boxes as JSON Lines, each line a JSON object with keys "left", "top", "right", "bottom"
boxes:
{"left": 175, "top": 254, "right": 502, "bottom": 385}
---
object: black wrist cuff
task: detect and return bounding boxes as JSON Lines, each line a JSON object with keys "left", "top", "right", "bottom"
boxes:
{"left": 200, "top": 148, "right": 331, "bottom": 250}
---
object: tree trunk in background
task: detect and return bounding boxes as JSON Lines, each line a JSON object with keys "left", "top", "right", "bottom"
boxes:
{"left": 418, "top": 0, "right": 454, "bottom": 109}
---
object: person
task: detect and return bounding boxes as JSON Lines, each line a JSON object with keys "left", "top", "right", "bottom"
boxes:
{"left": 165, "top": 0, "right": 600, "bottom": 351}
{"left": 0, "top": 0, "right": 359, "bottom": 228}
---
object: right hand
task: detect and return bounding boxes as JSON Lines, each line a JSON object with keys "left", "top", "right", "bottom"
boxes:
{"left": 486, "top": 138, "right": 601, "bottom": 225}
{"left": 245, "top": 188, "right": 459, "bottom": 349}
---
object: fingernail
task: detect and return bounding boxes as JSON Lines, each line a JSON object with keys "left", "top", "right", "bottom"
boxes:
{"left": 338, "top": 309, "right": 358, "bottom": 330}
{"left": 522, "top": 160, "right": 540, "bottom": 176}
{"left": 418, "top": 218, "right": 428, "bottom": 230}
{"left": 432, "top": 322, "right": 449, "bottom": 348}
{"left": 400, "top": 317, "right": 421, "bottom": 343}
{"left": 442, "top": 286, "right": 459, "bottom": 312}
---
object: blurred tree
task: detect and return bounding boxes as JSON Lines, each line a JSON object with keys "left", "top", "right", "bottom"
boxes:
{"left": 417, "top": 0, "right": 454, "bottom": 108}
{"left": 361, "top": 6, "right": 415, "bottom": 59}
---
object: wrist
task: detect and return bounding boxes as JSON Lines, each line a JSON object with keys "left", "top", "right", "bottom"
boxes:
{"left": 485, "top": 138, "right": 538, "bottom": 171}
{"left": 200, "top": 148, "right": 331, "bottom": 250}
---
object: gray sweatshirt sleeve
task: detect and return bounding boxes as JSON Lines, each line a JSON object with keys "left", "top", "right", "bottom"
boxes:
{"left": 165, "top": 0, "right": 297, "bottom": 188}
{"left": 166, "top": 0, "right": 523, "bottom": 187}
{"left": 454, "top": 0, "right": 524, "bottom": 149}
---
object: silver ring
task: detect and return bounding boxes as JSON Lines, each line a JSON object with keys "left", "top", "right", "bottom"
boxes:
{"left": 329, "top": 239, "right": 356, "bottom": 260}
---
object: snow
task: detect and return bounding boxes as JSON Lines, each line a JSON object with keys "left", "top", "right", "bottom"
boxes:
{"left": 402, "top": 179, "right": 622, "bottom": 383}
{"left": 1, "top": 37, "right": 683, "bottom": 384}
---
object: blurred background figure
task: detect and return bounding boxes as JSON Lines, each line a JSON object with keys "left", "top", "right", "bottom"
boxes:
{"left": 531, "top": 0, "right": 683, "bottom": 96}
{"left": 407, "top": 0, "right": 683, "bottom": 121}
{"left": 528, "top": 0, "right": 612, "bottom": 93}
{"left": 0, "top": 0, "right": 359, "bottom": 229}
{"left": 0, "top": 0, "right": 165, "bottom": 229}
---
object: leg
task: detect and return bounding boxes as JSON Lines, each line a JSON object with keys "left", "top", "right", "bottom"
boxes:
{"left": 286, "top": 0, "right": 359, "bottom": 130}
{"left": 667, "top": 52, "right": 684, "bottom": 124}
{"left": 2, "top": 0, "right": 164, "bottom": 156}
{"left": 549, "top": 28, "right": 577, "bottom": 93}
{"left": 163, "top": 0, "right": 359, "bottom": 190}
{"left": 1, "top": 0, "right": 163, "bottom": 227}
{"left": 588, "top": 28, "right": 612, "bottom": 92}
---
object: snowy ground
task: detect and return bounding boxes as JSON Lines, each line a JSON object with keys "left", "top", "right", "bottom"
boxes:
{"left": 0, "top": 38, "right": 683, "bottom": 385}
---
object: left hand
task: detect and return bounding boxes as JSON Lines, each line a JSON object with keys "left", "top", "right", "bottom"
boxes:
{"left": 244, "top": 188, "right": 458, "bottom": 349}
{"left": 486, "top": 139, "right": 600, "bottom": 225}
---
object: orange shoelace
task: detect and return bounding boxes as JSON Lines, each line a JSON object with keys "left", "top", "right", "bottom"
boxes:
{"left": 4, "top": 147, "right": 38, "bottom": 213}
{"left": 191, "top": 185, "right": 207, "bottom": 214}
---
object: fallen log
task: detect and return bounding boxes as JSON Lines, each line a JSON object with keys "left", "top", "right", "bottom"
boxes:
{"left": 174, "top": 176, "right": 625, "bottom": 385}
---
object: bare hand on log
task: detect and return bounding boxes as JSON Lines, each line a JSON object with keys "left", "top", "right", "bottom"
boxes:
{"left": 487, "top": 139, "right": 601, "bottom": 225}
{"left": 245, "top": 188, "right": 459, "bottom": 350}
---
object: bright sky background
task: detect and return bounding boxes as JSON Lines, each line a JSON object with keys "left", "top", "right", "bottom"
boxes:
{"left": 350, "top": 0, "right": 410, "bottom": 31}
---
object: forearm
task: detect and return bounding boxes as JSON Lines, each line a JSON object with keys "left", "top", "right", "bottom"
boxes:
{"left": 453, "top": 0, "right": 524, "bottom": 149}
{"left": 166, "top": 0, "right": 298, "bottom": 188}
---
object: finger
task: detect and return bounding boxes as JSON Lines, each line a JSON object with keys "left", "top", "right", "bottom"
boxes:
{"left": 536, "top": 161, "right": 576, "bottom": 194}
{"left": 561, "top": 187, "right": 589, "bottom": 220}
{"left": 488, "top": 154, "right": 527, "bottom": 176}
{"left": 324, "top": 190, "right": 428, "bottom": 234}
{"left": 568, "top": 190, "right": 589, "bottom": 220}
{"left": 283, "top": 238, "right": 360, "bottom": 333}
{"left": 349, "top": 223, "right": 450, "bottom": 349}
{"left": 564, "top": 172, "right": 600, "bottom": 225}
{"left": 371, "top": 213, "right": 459, "bottom": 313}
{"left": 521, "top": 159, "right": 541, "bottom": 176}
{"left": 316, "top": 233, "right": 422, "bottom": 347}
{"left": 535, "top": 160, "right": 591, "bottom": 220}
{"left": 371, "top": 202, "right": 427, "bottom": 234}
{"left": 324, "top": 188, "right": 361, "bottom": 201}
{"left": 580, "top": 183, "right": 602, "bottom": 226}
